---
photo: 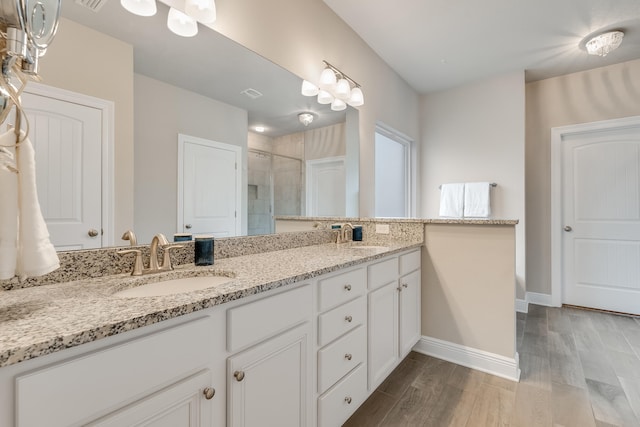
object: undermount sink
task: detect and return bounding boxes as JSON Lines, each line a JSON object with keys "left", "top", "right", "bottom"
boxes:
{"left": 113, "top": 275, "right": 234, "bottom": 298}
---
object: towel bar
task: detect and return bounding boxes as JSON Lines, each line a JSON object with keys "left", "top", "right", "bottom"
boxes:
{"left": 439, "top": 183, "right": 497, "bottom": 189}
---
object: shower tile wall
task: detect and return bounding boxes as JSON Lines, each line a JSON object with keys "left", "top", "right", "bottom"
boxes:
{"left": 248, "top": 151, "right": 272, "bottom": 235}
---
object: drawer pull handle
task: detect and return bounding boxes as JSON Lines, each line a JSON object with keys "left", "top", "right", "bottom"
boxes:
{"left": 344, "top": 284, "right": 352, "bottom": 291}
{"left": 345, "top": 396, "right": 352, "bottom": 404}
{"left": 345, "top": 353, "right": 353, "bottom": 361}
{"left": 402, "top": 283, "right": 408, "bottom": 288}
{"left": 234, "top": 371, "right": 245, "bottom": 382}
{"left": 345, "top": 315, "right": 353, "bottom": 323}
{"left": 203, "top": 387, "right": 215, "bottom": 400}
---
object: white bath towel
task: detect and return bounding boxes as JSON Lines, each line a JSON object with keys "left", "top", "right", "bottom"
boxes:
{"left": 464, "top": 182, "right": 491, "bottom": 218}
{"left": 0, "top": 130, "right": 59, "bottom": 280}
{"left": 0, "top": 135, "right": 19, "bottom": 280}
{"left": 439, "top": 183, "right": 465, "bottom": 217}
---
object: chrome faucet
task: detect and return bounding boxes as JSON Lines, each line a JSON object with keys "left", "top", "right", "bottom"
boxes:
{"left": 117, "top": 233, "right": 184, "bottom": 276}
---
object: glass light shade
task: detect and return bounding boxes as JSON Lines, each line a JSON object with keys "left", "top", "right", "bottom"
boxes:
{"left": 298, "top": 113, "right": 314, "bottom": 126}
{"left": 585, "top": 31, "right": 624, "bottom": 57}
{"left": 335, "top": 78, "right": 351, "bottom": 100}
{"left": 317, "top": 90, "right": 334, "bottom": 105}
{"left": 319, "top": 68, "right": 337, "bottom": 88}
{"left": 121, "top": 0, "right": 157, "bottom": 16}
{"left": 185, "top": 0, "right": 217, "bottom": 23}
{"left": 167, "top": 8, "right": 198, "bottom": 37}
{"left": 347, "top": 86, "right": 364, "bottom": 107}
{"left": 301, "top": 80, "right": 319, "bottom": 96}
{"left": 331, "top": 98, "right": 347, "bottom": 111}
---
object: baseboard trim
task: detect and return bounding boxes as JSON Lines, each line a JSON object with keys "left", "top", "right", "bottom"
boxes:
{"left": 516, "top": 299, "right": 528, "bottom": 313}
{"left": 413, "top": 336, "right": 521, "bottom": 382}
{"left": 526, "top": 292, "right": 553, "bottom": 307}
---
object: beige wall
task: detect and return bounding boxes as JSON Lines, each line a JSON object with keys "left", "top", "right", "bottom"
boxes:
{"left": 420, "top": 72, "right": 526, "bottom": 298}
{"left": 134, "top": 74, "right": 248, "bottom": 243}
{"left": 526, "top": 59, "right": 640, "bottom": 295}
{"left": 423, "top": 224, "right": 516, "bottom": 358}
{"left": 39, "top": 18, "right": 134, "bottom": 244}
{"left": 211, "top": 0, "right": 421, "bottom": 216}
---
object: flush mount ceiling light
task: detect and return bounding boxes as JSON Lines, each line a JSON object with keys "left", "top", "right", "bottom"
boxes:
{"left": 167, "top": 7, "right": 198, "bottom": 37}
{"left": 121, "top": 0, "right": 157, "bottom": 16}
{"left": 298, "top": 112, "right": 314, "bottom": 127}
{"left": 585, "top": 30, "right": 624, "bottom": 57}
{"left": 301, "top": 60, "right": 364, "bottom": 109}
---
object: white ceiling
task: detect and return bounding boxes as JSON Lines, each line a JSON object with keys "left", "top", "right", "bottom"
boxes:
{"left": 323, "top": 0, "right": 640, "bottom": 93}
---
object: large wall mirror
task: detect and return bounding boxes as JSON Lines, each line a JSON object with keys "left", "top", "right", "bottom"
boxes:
{"left": 29, "top": 0, "right": 359, "bottom": 248}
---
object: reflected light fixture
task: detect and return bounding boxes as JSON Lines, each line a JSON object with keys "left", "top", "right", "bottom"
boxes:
{"left": 167, "top": 7, "right": 198, "bottom": 37}
{"left": 185, "top": 0, "right": 217, "bottom": 24}
{"left": 121, "top": 0, "right": 157, "bottom": 16}
{"left": 585, "top": 30, "right": 624, "bottom": 57}
{"left": 298, "top": 113, "right": 314, "bottom": 127}
{"left": 254, "top": 126, "right": 265, "bottom": 133}
{"left": 301, "top": 60, "right": 364, "bottom": 109}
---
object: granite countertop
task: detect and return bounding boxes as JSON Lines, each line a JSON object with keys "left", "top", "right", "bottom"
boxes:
{"left": 275, "top": 216, "right": 519, "bottom": 226}
{"left": 0, "top": 241, "right": 421, "bottom": 368}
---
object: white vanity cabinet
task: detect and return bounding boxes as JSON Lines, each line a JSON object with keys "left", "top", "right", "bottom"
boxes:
{"left": 226, "top": 285, "right": 313, "bottom": 427}
{"left": 367, "top": 249, "right": 422, "bottom": 390}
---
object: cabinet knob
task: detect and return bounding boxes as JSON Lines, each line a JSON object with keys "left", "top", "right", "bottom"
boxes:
{"left": 345, "top": 396, "right": 352, "bottom": 404}
{"left": 344, "top": 353, "right": 352, "bottom": 361}
{"left": 234, "top": 370, "right": 245, "bottom": 382}
{"left": 402, "top": 283, "right": 408, "bottom": 288}
{"left": 564, "top": 226, "right": 572, "bottom": 232}
{"left": 344, "top": 284, "right": 352, "bottom": 291}
{"left": 397, "top": 286, "right": 403, "bottom": 292}
{"left": 88, "top": 229, "right": 99, "bottom": 237}
{"left": 203, "top": 387, "right": 215, "bottom": 400}
{"left": 345, "top": 315, "right": 353, "bottom": 323}
{"left": 185, "top": 224, "right": 193, "bottom": 229}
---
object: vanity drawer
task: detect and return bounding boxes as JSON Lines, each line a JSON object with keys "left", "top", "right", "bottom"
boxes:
{"left": 318, "top": 267, "right": 366, "bottom": 312}
{"left": 318, "top": 363, "right": 367, "bottom": 427}
{"left": 227, "top": 284, "right": 312, "bottom": 352}
{"left": 318, "top": 325, "right": 366, "bottom": 393}
{"left": 318, "top": 296, "right": 366, "bottom": 346}
{"left": 400, "top": 249, "right": 421, "bottom": 275}
{"left": 367, "top": 256, "right": 398, "bottom": 290}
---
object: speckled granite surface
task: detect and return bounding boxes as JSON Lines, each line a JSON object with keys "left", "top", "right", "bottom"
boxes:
{"left": 276, "top": 216, "right": 519, "bottom": 226}
{"left": 0, "top": 241, "right": 421, "bottom": 368}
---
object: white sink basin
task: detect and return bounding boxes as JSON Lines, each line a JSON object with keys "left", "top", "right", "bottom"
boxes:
{"left": 113, "top": 276, "right": 233, "bottom": 298}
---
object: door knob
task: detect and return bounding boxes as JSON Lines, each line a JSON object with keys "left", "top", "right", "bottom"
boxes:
{"left": 564, "top": 226, "right": 572, "bottom": 232}
{"left": 185, "top": 224, "right": 192, "bottom": 229}
{"left": 88, "top": 229, "right": 99, "bottom": 237}
{"left": 345, "top": 315, "right": 353, "bottom": 323}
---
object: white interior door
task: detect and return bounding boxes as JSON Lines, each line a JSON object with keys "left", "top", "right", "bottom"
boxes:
{"left": 20, "top": 90, "right": 104, "bottom": 250}
{"left": 178, "top": 135, "right": 241, "bottom": 237}
{"left": 562, "top": 122, "right": 640, "bottom": 314}
{"left": 306, "top": 157, "right": 345, "bottom": 217}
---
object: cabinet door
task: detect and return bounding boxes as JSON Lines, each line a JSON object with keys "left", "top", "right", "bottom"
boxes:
{"left": 367, "top": 281, "right": 399, "bottom": 390}
{"left": 88, "top": 370, "right": 213, "bottom": 427}
{"left": 228, "top": 323, "right": 311, "bottom": 427}
{"left": 399, "top": 269, "right": 421, "bottom": 357}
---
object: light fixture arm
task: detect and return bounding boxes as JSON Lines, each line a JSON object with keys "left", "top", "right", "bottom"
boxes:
{"left": 323, "top": 60, "right": 362, "bottom": 89}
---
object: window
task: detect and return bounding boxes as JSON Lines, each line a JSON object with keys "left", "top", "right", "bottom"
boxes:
{"left": 374, "top": 125, "right": 413, "bottom": 217}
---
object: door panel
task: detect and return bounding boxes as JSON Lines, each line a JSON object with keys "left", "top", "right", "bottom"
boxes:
{"left": 21, "top": 92, "right": 103, "bottom": 250}
{"left": 563, "top": 125, "right": 640, "bottom": 314}
{"left": 306, "top": 157, "right": 345, "bottom": 217}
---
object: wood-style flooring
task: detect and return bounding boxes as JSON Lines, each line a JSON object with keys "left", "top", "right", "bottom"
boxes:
{"left": 344, "top": 304, "right": 640, "bottom": 426}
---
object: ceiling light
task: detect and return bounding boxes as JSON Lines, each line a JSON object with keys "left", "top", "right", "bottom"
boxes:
{"left": 121, "top": 0, "right": 157, "bottom": 16}
{"left": 301, "top": 80, "right": 319, "bottom": 96}
{"left": 298, "top": 113, "right": 314, "bottom": 127}
{"left": 254, "top": 126, "right": 265, "bottom": 133}
{"left": 167, "top": 7, "right": 198, "bottom": 37}
{"left": 185, "top": 0, "right": 217, "bottom": 24}
{"left": 302, "top": 60, "right": 364, "bottom": 109}
{"left": 585, "top": 31, "right": 624, "bottom": 57}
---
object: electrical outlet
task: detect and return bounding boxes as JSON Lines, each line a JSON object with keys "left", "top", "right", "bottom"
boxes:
{"left": 375, "top": 224, "right": 390, "bottom": 234}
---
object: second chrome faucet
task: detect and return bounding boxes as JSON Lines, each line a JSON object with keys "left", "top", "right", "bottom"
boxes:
{"left": 118, "top": 233, "right": 184, "bottom": 276}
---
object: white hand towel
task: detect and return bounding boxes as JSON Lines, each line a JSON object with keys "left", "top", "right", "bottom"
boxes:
{"left": 464, "top": 182, "right": 491, "bottom": 218}
{"left": 0, "top": 135, "right": 19, "bottom": 280}
{"left": 439, "top": 183, "right": 465, "bottom": 217}
{"left": 15, "top": 133, "right": 60, "bottom": 278}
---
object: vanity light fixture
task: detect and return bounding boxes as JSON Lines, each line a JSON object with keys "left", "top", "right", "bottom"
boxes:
{"left": 185, "top": 0, "right": 216, "bottom": 24}
{"left": 301, "top": 60, "right": 365, "bottom": 109}
{"left": 120, "top": 0, "right": 157, "bottom": 16}
{"left": 585, "top": 30, "right": 624, "bottom": 57}
{"left": 167, "top": 7, "right": 198, "bottom": 37}
{"left": 298, "top": 112, "right": 314, "bottom": 127}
